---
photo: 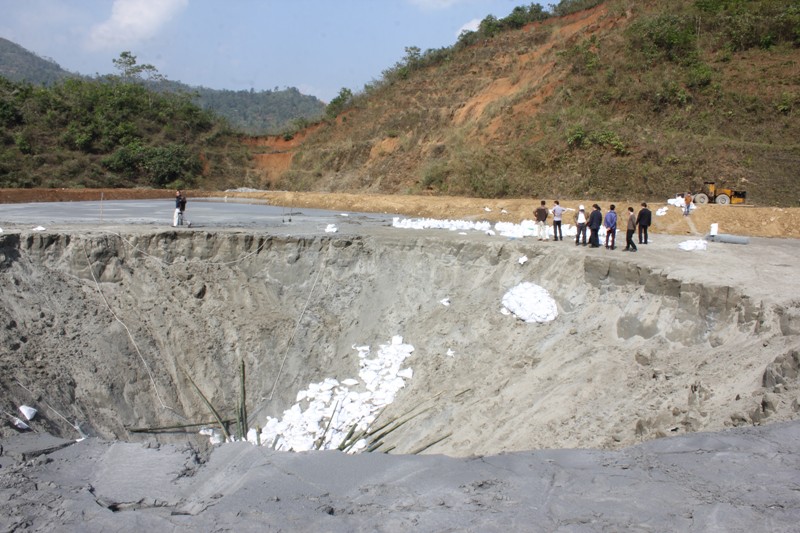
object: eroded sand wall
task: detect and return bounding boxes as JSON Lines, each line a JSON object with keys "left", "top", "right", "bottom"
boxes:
{"left": 0, "top": 231, "right": 797, "bottom": 454}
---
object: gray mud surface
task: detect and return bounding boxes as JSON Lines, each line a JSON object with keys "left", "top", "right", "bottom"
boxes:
{"left": 2, "top": 421, "right": 799, "bottom": 531}
{"left": 1, "top": 200, "right": 799, "bottom": 530}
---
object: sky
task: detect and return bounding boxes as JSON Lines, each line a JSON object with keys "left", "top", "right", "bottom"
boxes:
{"left": 0, "top": 0, "right": 530, "bottom": 102}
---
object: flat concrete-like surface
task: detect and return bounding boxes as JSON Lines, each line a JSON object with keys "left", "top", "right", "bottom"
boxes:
{"left": 0, "top": 198, "right": 398, "bottom": 231}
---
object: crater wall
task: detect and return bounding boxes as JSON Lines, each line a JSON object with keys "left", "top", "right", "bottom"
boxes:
{"left": 0, "top": 230, "right": 797, "bottom": 455}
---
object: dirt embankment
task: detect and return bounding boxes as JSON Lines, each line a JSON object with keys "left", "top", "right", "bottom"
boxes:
{"left": 1, "top": 188, "right": 799, "bottom": 239}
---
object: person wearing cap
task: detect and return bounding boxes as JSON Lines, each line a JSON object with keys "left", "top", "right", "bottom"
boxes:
{"left": 574, "top": 204, "right": 587, "bottom": 246}
{"left": 588, "top": 204, "right": 603, "bottom": 247}
{"left": 636, "top": 202, "right": 651, "bottom": 244}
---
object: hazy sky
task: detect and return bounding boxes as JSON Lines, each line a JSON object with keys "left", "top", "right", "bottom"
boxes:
{"left": 0, "top": 0, "right": 528, "bottom": 101}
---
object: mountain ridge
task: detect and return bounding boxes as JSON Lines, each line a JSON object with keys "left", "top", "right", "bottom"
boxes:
{"left": 0, "top": 37, "right": 324, "bottom": 135}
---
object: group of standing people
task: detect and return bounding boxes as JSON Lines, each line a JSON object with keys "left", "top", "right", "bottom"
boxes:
{"left": 536, "top": 200, "right": 652, "bottom": 252}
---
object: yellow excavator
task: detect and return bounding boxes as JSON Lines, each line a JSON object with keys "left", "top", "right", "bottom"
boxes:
{"left": 693, "top": 181, "right": 747, "bottom": 205}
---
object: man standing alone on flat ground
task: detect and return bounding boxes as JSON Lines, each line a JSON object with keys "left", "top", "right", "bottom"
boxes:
{"left": 173, "top": 190, "right": 183, "bottom": 227}
{"left": 637, "top": 202, "right": 651, "bottom": 244}
{"left": 534, "top": 200, "right": 549, "bottom": 241}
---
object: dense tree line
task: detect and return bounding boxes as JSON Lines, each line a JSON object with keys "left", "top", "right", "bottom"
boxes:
{"left": 0, "top": 73, "right": 233, "bottom": 189}
{"left": 189, "top": 85, "right": 324, "bottom": 135}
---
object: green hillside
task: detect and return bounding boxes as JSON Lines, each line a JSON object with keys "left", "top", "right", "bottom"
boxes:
{"left": 0, "top": 37, "right": 78, "bottom": 86}
{"left": 0, "top": 74, "right": 247, "bottom": 189}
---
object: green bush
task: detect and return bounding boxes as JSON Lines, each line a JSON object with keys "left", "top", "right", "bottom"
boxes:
{"left": 775, "top": 92, "right": 794, "bottom": 115}
{"left": 567, "top": 125, "right": 587, "bottom": 148}
{"left": 102, "top": 141, "right": 199, "bottom": 186}
{"left": 588, "top": 131, "right": 629, "bottom": 155}
{"left": 0, "top": 98, "right": 22, "bottom": 127}
{"left": 551, "top": 0, "right": 604, "bottom": 17}
{"left": 325, "top": 87, "right": 353, "bottom": 119}
{"left": 628, "top": 14, "right": 698, "bottom": 64}
{"left": 14, "top": 132, "right": 33, "bottom": 154}
{"left": 559, "top": 37, "right": 601, "bottom": 74}
{"left": 421, "top": 161, "right": 450, "bottom": 191}
{"left": 686, "top": 63, "right": 714, "bottom": 88}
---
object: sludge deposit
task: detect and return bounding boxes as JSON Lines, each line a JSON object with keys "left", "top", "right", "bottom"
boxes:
{"left": 0, "top": 209, "right": 799, "bottom": 530}
{"left": 1, "top": 227, "right": 798, "bottom": 455}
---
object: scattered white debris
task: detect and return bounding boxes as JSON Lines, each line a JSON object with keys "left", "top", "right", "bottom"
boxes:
{"left": 710, "top": 223, "right": 719, "bottom": 236}
{"left": 678, "top": 240, "right": 708, "bottom": 251}
{"left": 656, "top": 207, "right": 669, "bottom": 216}
{"left": 225, "top": 187, "right": 263, "bottom": 193}
{"left": 501, "top": 209, "right": 508, "bottom": 214}
{"left": 325, "top": 224, "right": 338, "bottom": 233}
{"left": 392, "top": 217, "right": 492, "bottom": 232}
{"left": 518, "top": 255, "right": 528, "bottom": 265}
{"left": 667, "top": 197, "right": 684, "bottom": 207}
{"left": 11, "top": 417, "right": 30, "bottom": 430}
{"left": 254, "top": 336, "right": 415, "bottom": 453}
{"left": 484, "top": 207, "right": 492, "bottom": 212}
{"left": 458, "top": 232, "right": 467, "bottom": 235}
{"left": 340, "top": 213, "right": 349, "bottom": 217}
{"left": 19, "top": 405, "right": 37, "bottom": 421}
{"left": 446, "top": 348, "right": 455, "bottom": 357}
{"left": 494, "top": 220, "right": 537, "bottom": 239}
{"left": 394, "top": 217, "right": 591, "bottom": 240}
{"left": 33, "top": 226, "right": 46, "bottom": 232}
{"left": 199, "top": 427, "right": 225, "bottom": 445}
{"left": 501, "top": 282, "right": 558, "bottom": 323}
{"left": 668, "top": 197, "right": 696, "bottom": 212}
{"left": 440, "top": 298, "right": 450, "bottom": 306}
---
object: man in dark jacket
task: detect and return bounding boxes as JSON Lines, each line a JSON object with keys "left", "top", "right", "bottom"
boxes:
{"left": 534, "top": 200, "right": 549, "bottom": 241}
{"left": 588, "top": 204, "right": 603, "bottom": 248}
{"left": 636, "top": 202, "right": 652, "bottom": 244}
{"left": 603, "top": 204, "right": 618, "bottom": 250}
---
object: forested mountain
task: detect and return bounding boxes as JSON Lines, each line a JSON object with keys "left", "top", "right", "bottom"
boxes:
{"left": 0, "top": 38, "right": 78, "bottom": 86}
{"left": 0, "top": 38, "right": 324, "bottom": 135}
{"left": 154, "top": 80, "right": 324, "bottom": 135}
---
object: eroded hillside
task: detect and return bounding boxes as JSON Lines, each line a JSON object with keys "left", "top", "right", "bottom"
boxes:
{"left": 249, "top": 1, "right": 800, "bottom": 206}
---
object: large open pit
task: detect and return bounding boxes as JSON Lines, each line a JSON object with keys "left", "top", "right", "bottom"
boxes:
{"left": 1, "top": 228, "right": 798, "bottom": 455}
